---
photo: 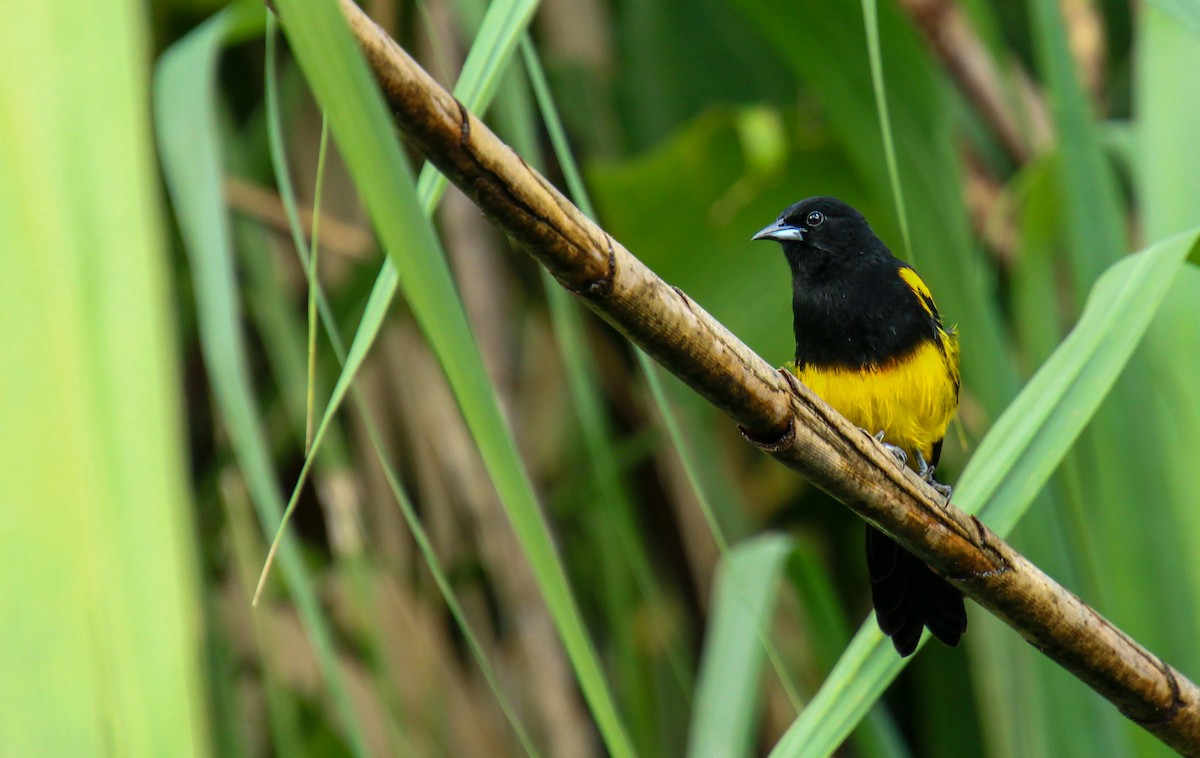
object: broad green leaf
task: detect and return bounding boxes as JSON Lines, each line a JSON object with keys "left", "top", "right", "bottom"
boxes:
{"left": 0, "top": 0, "right": 209, "bottom": 754}
{"left": 962, "top": 229, "right": 1200, "bottom": 529}
{"left": 784, "top": 549, "right": 909, "bottom": 758}
{"left": 687, "top": 535, "right": 908, "bottom": 758}
{"left": 1146, "top": 0, "right": 1200, "bottom": 38}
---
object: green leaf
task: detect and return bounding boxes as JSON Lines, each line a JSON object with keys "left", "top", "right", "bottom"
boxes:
{"left": 1145, "top": 0, "right": 1200, "bottom": 39}
{"left": 1030, "top": 0, "right": 1127, "bottom": 299}
{"left": 689, "top": 535, "right": 795, "bottom": 758}
{"left": 784, "top": 549, "right": 910, "bottom": 758}
{"left": 0, "top": 0, "right": 210, "bottom": 754}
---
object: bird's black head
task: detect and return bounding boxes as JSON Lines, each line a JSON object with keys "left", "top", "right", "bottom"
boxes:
{"left": 752, "top": 197, "right": 886, "bottom": 276}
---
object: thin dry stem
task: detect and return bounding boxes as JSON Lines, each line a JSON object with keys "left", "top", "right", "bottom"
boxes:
{"left": 225, "top": 177, "right": 374, "bottom": 259}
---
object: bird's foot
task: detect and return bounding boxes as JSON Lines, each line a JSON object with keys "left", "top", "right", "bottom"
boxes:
{"left": 915, "top": 450, "right": 952, "bottom": 503}
{"left": 867, "top": 430, "right": 908, "bottom": 468}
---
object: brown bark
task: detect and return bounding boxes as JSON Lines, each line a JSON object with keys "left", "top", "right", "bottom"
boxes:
{"left": 325, "top": 1, "right": 1200, "bottom": 753}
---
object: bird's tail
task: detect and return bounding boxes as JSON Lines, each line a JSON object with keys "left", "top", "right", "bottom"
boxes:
{"left": 865, "top": 524, "right": 967, "bottom": 656}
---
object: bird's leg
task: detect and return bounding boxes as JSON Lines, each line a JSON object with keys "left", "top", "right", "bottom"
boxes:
{"left": 869, "top": 430, "right": 908, "bottom": 468}
{"left": 915, "top": 449, "right": 953, "bottom": 502}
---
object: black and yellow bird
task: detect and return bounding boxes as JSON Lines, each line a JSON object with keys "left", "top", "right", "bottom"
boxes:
{"left": 753, "top": 196, "right": 967, "bottom": 656}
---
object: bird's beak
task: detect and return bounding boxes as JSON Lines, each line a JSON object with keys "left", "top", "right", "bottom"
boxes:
{"left": 751, "top": 220, "right": 805, "bottom": 243}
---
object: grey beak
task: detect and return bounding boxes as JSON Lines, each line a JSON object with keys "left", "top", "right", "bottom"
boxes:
{"left": 752, "top": 220, "right": 805, "bottom": 243}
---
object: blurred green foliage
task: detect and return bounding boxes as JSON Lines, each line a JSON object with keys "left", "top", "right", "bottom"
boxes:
{"left": 6, "top": 0, "right": 1198, "bottom": 755}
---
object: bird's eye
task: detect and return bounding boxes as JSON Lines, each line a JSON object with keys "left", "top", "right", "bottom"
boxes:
{"left": 806, "top": 210, "right": 825, "bottom": 227}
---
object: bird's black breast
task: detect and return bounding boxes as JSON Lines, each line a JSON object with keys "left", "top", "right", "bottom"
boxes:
{"left": 790, "top": 260, "right": 936, "bottom": 370}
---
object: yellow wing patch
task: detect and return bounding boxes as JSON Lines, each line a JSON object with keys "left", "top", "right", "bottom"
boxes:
{"left": 898, "top": 266, "right": 938, "bottom": 322}
{"left": 898, "top": 265, "right": 961, "bottom": 391}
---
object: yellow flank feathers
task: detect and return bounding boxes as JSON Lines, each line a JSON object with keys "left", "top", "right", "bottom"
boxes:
{"left": 792, "top": 334, "right": 959, "bottom": 464}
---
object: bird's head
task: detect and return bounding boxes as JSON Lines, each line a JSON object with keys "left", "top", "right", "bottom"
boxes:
{"left": 752, "top": 197, "right": 875, "bottom": 263}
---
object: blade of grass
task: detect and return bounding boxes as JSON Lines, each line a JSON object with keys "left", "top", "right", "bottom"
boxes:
{"left": 687, "top": 534, "right": 794, "bottom": 758}
{"left": 267, "top": 1, "right": 634, "bottom": 754}
{"left": 304, "top": 115, "right": 328, "bottom": 453}
{"left": 476, "top": 20, "right": 680, "bottom": 749}
{"left": 263, "top": 15, "right": 347, "bottom": 362}
{"left": 541, "top": 222, "right": 682, "bottom": 750}
{"left": 233, "top": 193, "right": 425, "bottom": 748}
{"left": 153, "top": 5, "right": 370, "bottom": 754}
{"left": 768, "top": 228, "right": 1200, "bottom": 757}
{"left": 454, "top": 19, "right": 694, "bottom": 747}
{"left": 860, "top": 0, "right": 912, "bottom": 260}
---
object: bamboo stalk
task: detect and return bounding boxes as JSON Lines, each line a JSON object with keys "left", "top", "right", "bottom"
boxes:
{"left": 324, "top": 1, "right": 1200, "bottom": 752}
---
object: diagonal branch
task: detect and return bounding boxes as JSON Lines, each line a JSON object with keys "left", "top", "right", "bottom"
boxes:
{"left": 327, "top": 1, "right": 1200, "bottom": 752}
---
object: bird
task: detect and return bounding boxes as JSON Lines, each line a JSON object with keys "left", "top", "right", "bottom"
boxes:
{"left": 752, "top": 196, "right": 967, "bottom": 656}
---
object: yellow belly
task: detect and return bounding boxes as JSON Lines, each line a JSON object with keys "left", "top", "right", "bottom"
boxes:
{"left": 793, "top": 338, "right": 959, "bottom": 464}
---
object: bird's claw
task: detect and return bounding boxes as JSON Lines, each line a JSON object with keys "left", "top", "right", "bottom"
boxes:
{"left": 882, "top": 443, "right": 908, "bottom": 467}
{"left": 915, "top": 450, "right": 953, "bottom": 503}
{"left": 863, "top": 429, "right": 908, "bottom": 467}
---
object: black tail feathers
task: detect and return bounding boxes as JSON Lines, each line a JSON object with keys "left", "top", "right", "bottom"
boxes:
{"left": 865, "top": 524, "right": 967, "bottom": 656}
